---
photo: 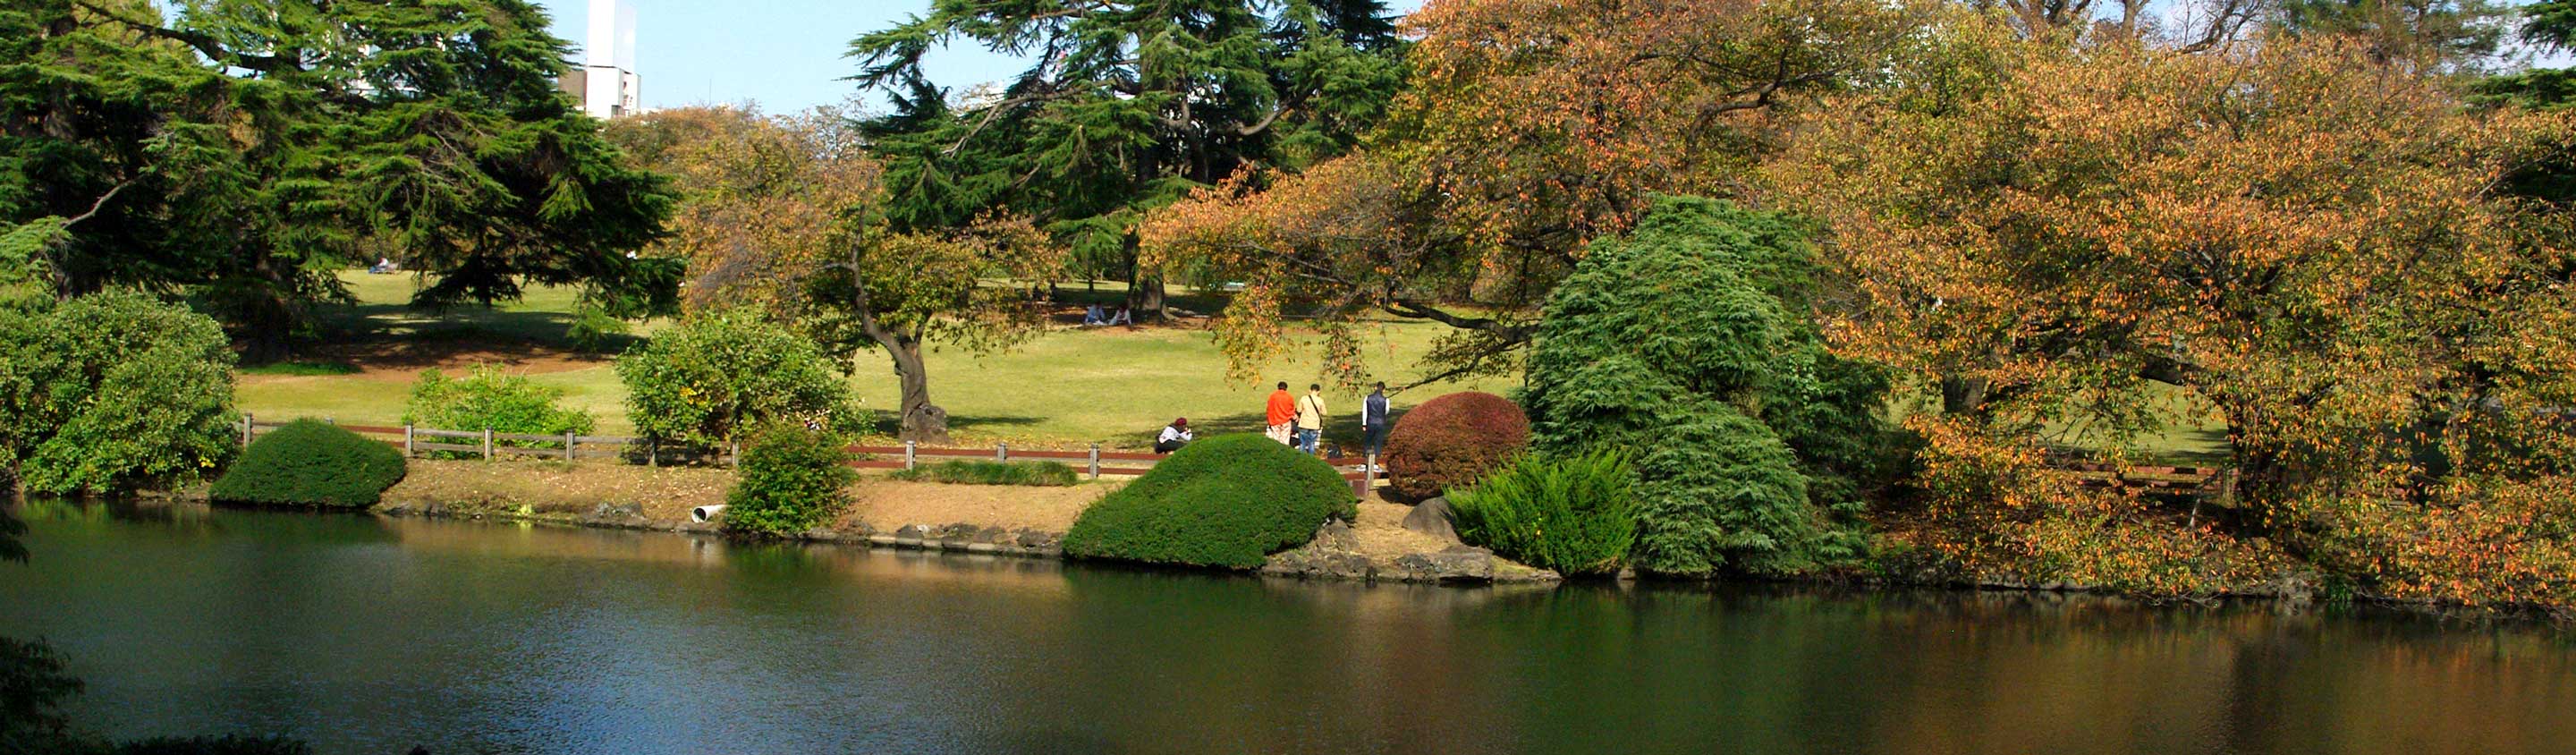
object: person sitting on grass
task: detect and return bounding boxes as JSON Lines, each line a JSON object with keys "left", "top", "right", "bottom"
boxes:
{"left": 1155, "top": 418, "right": 1192, "bottom": 454}
{"left": 1082, "top": 306, "right": 1133, "bottom": 327}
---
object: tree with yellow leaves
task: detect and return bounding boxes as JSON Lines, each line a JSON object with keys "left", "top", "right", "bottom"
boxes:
{"left": 1767, "top": 19, "right": 2576, "bottom": 606}
{"left": 606, "top": 106, "right": 1063, "bottom": 444}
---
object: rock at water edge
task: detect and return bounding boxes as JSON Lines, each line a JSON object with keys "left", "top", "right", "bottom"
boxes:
{"left": 1401, "top": 496, "right": 1458, "bottom": 542}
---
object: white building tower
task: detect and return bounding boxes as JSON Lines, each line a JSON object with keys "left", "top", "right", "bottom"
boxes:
{"left": 575, "top": 0, "right": 640, "bottom": 119}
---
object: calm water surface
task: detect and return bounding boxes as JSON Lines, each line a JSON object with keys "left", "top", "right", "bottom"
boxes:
{"left": 4, "top": 502, "right": 2572, "bottom": 755}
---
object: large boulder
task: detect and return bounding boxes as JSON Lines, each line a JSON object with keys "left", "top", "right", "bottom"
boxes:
{"left": 1400, "top": 496, "right": 1460, "bottom": 542}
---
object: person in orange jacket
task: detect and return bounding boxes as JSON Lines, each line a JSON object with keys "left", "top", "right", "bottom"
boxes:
{"left": 1265, "top": 381, "right": 1297, "bottom": 445}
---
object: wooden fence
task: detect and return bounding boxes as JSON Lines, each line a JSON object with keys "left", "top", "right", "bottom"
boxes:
{"left": 240, "top": 415, "right": 1379, "bottom": 493}
{"left": 241, "top": 415, "right": 733, "bottom": 466}
{"left": 850, "top": 441, "right": 1380, "bottom": 491}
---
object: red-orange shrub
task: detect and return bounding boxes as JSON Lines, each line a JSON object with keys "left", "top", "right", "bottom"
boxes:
{"left": 1383, "top": 392, "right": 1530, "bottom": 502}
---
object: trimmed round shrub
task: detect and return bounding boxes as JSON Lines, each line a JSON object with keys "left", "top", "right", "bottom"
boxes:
{"left": 724, "top": 425, "right": 858, "bottom": 536}
{"left": 1382, "top": 391, "right": 1530, "bottom": 502}
{"left": 1448, "top": 450, "right": 1636, "bottom": 577}
{"left": 1063, "top": 433, "right": 1357, "bottom": 569}
{"left": 209, "top": 420, "right": 406, "bottom": 507}
{"left": 887, "top": 460, "right": 1078, "bottom": 487}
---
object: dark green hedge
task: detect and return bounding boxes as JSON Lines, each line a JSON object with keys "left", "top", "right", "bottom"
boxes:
{"left": 208, "top": 420, "right": 406, "bottom": 507}
{"left": 887, "top": 460, "right": 1078, "bottom": 487}
{"left": 1063, "top": 433, "right": 1357, "bottom": 569}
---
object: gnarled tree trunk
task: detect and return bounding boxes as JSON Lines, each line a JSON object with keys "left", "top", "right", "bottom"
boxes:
{"left": 884, "top": 334, "right": 950, "bottom": 445}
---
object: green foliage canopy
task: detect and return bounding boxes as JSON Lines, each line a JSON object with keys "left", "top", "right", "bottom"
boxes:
{"left": 615, "top": 311, "right": 853, "bottom": 448}
{"left": 0, "top": 291, "right": 236, "bottom": 496}
{"left": 0, "top": 0, "right": 677, "bottom": 356}
{"left": 848, "top": 0, "right": 1405, "bottom": 304}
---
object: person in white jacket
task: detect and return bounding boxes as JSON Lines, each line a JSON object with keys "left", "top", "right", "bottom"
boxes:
{"left": 1154, "top": 418, "right": 1193, "bottom": 454}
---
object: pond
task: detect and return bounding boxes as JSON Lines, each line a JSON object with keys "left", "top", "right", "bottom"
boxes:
{"left": 4, "top": 501, "right": 2572, "bottom": 755}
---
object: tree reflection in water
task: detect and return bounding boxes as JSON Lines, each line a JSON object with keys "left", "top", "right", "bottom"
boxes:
{"left": 3, "top": 504, "right": 2570, "bottom": 755}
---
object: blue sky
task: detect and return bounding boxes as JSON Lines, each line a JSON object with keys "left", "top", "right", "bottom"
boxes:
{"left": 537, "top": 1, "right": 1427, "bottom": 115}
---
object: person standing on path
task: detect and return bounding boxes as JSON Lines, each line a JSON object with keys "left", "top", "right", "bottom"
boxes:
{"left": 1295, "top": 384, "right": 1328, "bottom": 455}
{"left": 1361, "top": 382, "right": 1391, "bottom": 470}
{"left": 1266, "top": 382, "right": 1297, "bottom": 445}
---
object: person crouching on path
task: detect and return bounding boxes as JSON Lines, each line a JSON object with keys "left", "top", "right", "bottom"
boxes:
{"left": 1266, "top": 382, "right": 1297, "bottom": 445}
{"left": 1295, "top": 384, "right": 1327, "bottom": 455}
{"left": 1156, "top": 418, "right": 1193, "bottom": 454}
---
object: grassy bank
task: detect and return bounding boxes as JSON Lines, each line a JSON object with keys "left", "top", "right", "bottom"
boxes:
{"left": 238, "top": 272, "right": 1515, "bottom": 449}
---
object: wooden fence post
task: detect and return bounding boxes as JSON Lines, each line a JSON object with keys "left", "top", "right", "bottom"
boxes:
{"left": 482, "top": 428, "right": 494, "bottom": 461}
{"left": 564, "top": 430, "right": 577, "bottom": 462}
{"left": 647, "top": 437, "right": 658, "bottom": 468}
{"left": 1363, "top": 453, "right": 1377, "bottom": 497}
{"left": 729, "top": 439, "right": 741, "bottom": 467}
{"left": 403, "top": 425, "right": 415, "bottom": 458}
{"left": 903, "top": 440, "right": 916, "bottom": 470}
{"left": 240, "top": 413, "right": 253, "bottom": 448}
{"left": 996, "top": 442, "right": 1008, "bottom": 462}
{"left": 1088, "top": 444, "right": 1100, "bottom": 479}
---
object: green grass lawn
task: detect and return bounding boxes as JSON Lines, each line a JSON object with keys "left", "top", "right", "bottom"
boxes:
{"left": 238, "top": 271, "right": 1514, "bottom": 450}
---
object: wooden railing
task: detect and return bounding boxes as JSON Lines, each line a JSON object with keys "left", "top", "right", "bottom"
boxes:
{"left": 240, "top": 416, "right": 732, "bottom": 466}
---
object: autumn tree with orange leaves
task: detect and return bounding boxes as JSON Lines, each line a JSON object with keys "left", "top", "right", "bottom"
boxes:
{"left": 1767, "top": 20, "right": 2576, "bottom": 607}
{"left": 606, "top": 106, "right": 1063, "bottom": 444}
{"left": 605, "top": 106, "right": 876, "bottom": 315}
{"left": 1142, "top": 0, "right": 1924, "bottom": 386}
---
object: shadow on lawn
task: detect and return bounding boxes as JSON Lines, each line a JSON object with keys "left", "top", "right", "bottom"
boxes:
{"left": 250, "top": 299, "right": 643, "bottom": 370}
{"left": 861, "top": 412, "right": 1045, "bottom": 438}
{"left": 2162, "top": 427, "right": 2233, "bottom": 466}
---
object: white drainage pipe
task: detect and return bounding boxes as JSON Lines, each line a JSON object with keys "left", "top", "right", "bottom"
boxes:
{"left": 691, "top": 505, "right": 726, "bottom": 523}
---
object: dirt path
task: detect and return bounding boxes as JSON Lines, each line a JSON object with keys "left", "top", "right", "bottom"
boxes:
{"left": 839, "top": 476, "right": 1122, "bottom": 532}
